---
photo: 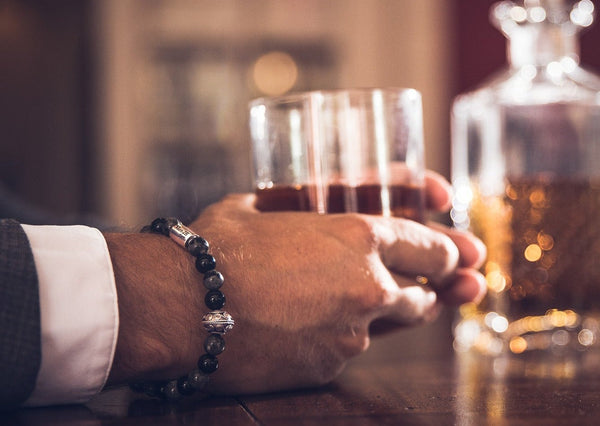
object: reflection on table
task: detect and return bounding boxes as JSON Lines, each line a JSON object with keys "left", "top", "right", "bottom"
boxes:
{"left": 8, "top": 311, "right": 600, "bottom": 425}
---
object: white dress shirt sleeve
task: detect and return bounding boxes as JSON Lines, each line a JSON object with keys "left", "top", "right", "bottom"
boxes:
{"left": 20, "top": 224, "right": 119, "bottom": 406}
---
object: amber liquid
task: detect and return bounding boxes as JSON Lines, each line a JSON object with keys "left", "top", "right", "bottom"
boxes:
{"left": 255, "top": 183, "right": 425, "bottom": 222}
{"left": 469, "top": 178, "right": 600, "bottom": 320}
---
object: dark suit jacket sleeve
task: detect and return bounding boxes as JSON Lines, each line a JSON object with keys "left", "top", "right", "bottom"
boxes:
{"left": 0, "top": 219, "right": 41, "bottom": 410}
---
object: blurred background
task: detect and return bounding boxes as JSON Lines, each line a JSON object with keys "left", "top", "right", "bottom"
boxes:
{"left": 2, "top": 0, "right": 600, "bottom": 227}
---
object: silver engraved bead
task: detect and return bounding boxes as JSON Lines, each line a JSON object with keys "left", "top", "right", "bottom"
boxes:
{"left": 202, "top": 310, "right": 234, "bottom": 334}
{"left": 169, "top": 220, "right": 196, "bottom": 248}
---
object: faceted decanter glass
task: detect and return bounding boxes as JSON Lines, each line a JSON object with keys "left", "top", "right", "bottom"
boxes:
{"left": 451, "top": 0, "right": 600, "bottom": 355}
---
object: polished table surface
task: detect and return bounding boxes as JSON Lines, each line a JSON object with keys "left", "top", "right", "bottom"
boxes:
{"left": 8, "top": 312, "right": 600, "bottom": 425}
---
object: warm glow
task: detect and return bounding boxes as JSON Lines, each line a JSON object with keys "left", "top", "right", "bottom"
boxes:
{"left": 510, "top": 6, "right": 527, "bottom": 23}
{"left": 520, "top": 64, "right": 537, "bottom": 81}
{"left": 252, "top": 51, "right": 298, "bottom": 96}
{"left": 561, "top": 57, "right": 578, "bottom": 73}
{"left": 565, "top": 310, "right": 579, "bottom": 327}
{"left": 578, "top": 329, "right": 595, "bottom": 346}
{"left": 505, "top": 184, "right": 518, "bottom": 200}
{"left": 491, "top": 315, "right": 509, "bottom": 333}
{"left": 529, "top": 7, "right": 546, "bottom": 23}
{"left": 455, "top": 184, "right": 473, "bottom": 205}
{"left": 552, "top": 330, "right": 570, "bottom": 346}
{"left": 526, "top": 316, "right": 545, "bottom": 332}
{"left": 528, "top": 189, "right": 546, "bottom": 206}
{"left": 547, "top": 61, "right": 563, "bottom": 79}
{"left": 485, "top": 261, "right": 500, "bottom": 274}
{"left": 549, "top": 310, "right": 568, "bottom": 328}
{"left": 510, "top": 336, "right": 527, "bottom": 354}
{"left": 571, "top": 0, "right": 594, "bottom": 27}
{"left": 486, "top": 270, "right": 507, "bottom": 293}
{"left": 539, "top": 252, "right": 557, "bottom": 269}
{"left": 459, "top": 302, "right": 477, "bottom": 317}
{"left": 415, "top": 275, "right": 429, "bottom": 285}
{"left": 537, "top": 232, "right": 554, "bottom": 251}
{"left": 524, "top": 244, "right": 542, "bottom": 262}
{"left": 485, "top": 312, "right": 508, "bottom": 333}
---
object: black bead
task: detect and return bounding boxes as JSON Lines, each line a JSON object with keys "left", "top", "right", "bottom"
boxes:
{"left": 198, "top": 354, "right": 219, "bottom": 374}
{"left": 195, "top": 253, "right": 216, "bottom": 273}
{"left": 204, "top": 333, "right": 226, "bottom": 355}
{"left": 203, "top": 270, "right": 224, "bottom": 290}
{"left": 176, "top": 376, "right": 196, "bottom": 396}
{"left": 186, "top": 236, "right": 209, "bottom": 256}
{"left": 162, "top": 380, "right": 181, "bottom": 402}
{"left": 150, "top": 218, "right": 170, "bottom": 236}
{"left": 188, "top": 369, "right": 210, "bottom": 390}
{"left": 205, "top": 290, "right": 226, "bottom": 310}
{"left": 138, "top": 381, "right": 165, "bottom": 398}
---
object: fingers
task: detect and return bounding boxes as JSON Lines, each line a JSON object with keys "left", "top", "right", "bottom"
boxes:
{"left": 424, "top": 170, "right": 452, "bottom": 212}
{"left": 369, "top": 215, "right": 487, "bottom": 330}
{"left": 367, "top": 266, "right": 486, "bottom": 336}
{"left": 437, "top": 268, "right": 487, "bottom": 305}
{"left": 362, "top": 265, "right": 440, "bottom": 335}
{"left": 378, "top": 273, "right": 439, "bottom": 318}
{"left": 425, "top": 223, "right": 487, "bottom": 305}
{"left": 376, "top": 218, "right": 486, "bottom": 305}
{"left": 428, "top": 222, "right": 487, "bottom": 269}
{"left": 373, "top": 217, "right": 460, "bottom": 285}
{"left": 209, "top": 194, "right": 486, "bottom": 329}
{"left": 368, "top": 267, "right": 486, "bottom": 337}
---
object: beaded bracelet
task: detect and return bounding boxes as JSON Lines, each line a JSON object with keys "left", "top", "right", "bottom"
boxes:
{"left": 130, "top": 217, "right": 235, "bottom": 401}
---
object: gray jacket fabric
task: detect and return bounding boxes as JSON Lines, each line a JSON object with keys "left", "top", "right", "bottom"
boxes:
{"left": 0, "top": 219, "right": 41, "bottom": 410}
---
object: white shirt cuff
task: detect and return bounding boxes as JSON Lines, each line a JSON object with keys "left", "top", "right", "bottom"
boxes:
{"left": 21, "top": 224, "right": 119, "bottom": 406}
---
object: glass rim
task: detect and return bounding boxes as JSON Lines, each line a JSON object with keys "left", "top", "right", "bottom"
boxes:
{"left": 248, "top": 87, "right": 421, "bottom": 108}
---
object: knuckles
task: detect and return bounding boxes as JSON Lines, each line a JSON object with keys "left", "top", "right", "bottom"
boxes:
{"left": 426, "top": 233, "right": 460, "bottom": 284}
{"left": 356, "top": 277, "right": 396, "bottom": 313}
{"left": 328, "top": 213, "right": 379, "bottom": 250}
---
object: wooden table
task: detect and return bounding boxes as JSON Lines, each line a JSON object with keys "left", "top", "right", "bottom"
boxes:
{"left": 7, "top": 312, "right": 600, "bottom": 425}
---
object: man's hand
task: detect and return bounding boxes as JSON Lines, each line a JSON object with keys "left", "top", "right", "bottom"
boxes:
{"left": 105, "top": 171, "right": 486, "bottom": 395}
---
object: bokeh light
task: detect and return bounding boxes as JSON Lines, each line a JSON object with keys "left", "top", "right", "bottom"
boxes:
{"left": 252, "top": 51, "right": 298, "bottom": 96}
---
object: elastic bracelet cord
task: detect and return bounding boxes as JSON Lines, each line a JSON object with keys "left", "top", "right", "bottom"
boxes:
{"left": 130, "top": 217, "right": 235, "bottom": 401}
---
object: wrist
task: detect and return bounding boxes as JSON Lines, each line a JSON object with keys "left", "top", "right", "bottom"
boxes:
{"left": 104, "top": 231, "right": 196, "bottom": 384}
{"left": 105, "top": 218, "right": 234, "bottom": 401}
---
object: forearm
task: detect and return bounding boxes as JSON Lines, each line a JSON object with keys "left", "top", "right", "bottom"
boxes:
{"left": 104, "top": 231, "right": 204, "bottom": 386}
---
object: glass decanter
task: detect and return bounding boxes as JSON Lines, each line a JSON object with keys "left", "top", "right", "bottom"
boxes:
{"left": 451, "top": 0, "right": 600, "bottom": 355}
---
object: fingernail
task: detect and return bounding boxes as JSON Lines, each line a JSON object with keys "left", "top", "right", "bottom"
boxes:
{"left": 473, "top": 273, "right": 488, "bottom": 304}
